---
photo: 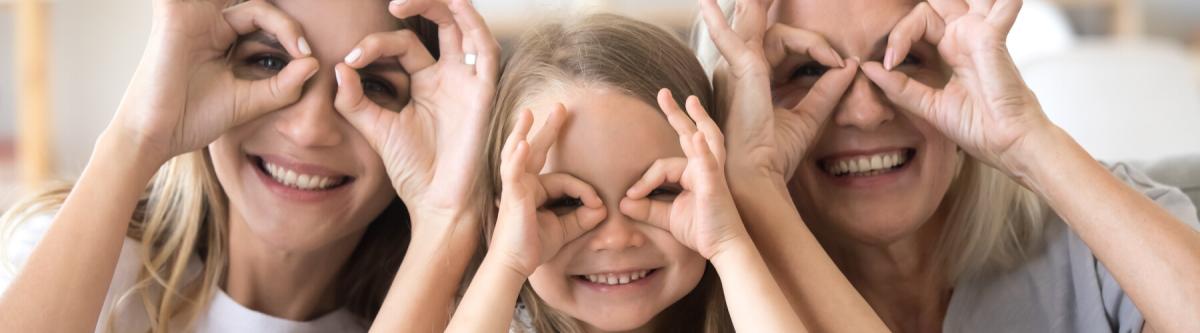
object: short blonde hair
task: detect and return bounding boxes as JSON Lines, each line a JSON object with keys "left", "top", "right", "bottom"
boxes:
{"left": 484, "top": 13, "right": 733, "bottom": 332}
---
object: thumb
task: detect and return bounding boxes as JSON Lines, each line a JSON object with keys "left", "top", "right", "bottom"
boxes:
{"left": 860, "top": 61, "right": 940, "bottom": 121}
{"left": 232, "top": 56, "right": 318, "bottom": 125}
{"left": 619, "top": 196, "right": 673, "bottom": 232}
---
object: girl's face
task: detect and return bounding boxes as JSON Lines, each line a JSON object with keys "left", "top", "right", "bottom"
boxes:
{"left": 525, "top": 87, "right": 707, "bottom": 332}
{"left": 209, "top": 0, "right": 410, "bottom": 252}
{"left": 774, "top": 0, "right": 960, "bottom": 246}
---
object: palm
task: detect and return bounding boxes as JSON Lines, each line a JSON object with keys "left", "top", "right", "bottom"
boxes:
{"left": 865, "top": 0, "right": 1051, "bottom": 171}
{"left": 131, "top": 1, "right": 238, "bottom": 158}
{"left": 334, "top": 1, "right": 500, "bottom": 217}
{"left": 380, "top": 62, "right": 493, "bottom": 211}
{"left": 700, "top": 0, "right": 855, "bottom": 182}
{"left": 938, "top": 14, "right": 1039, "bottom": 163}
{"left": 492, "top": 109, "right": 605, "bottom": 276}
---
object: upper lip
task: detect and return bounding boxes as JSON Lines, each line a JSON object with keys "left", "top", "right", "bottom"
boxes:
{"left": 254, "top": 154, "right": 354, "bottom": 178}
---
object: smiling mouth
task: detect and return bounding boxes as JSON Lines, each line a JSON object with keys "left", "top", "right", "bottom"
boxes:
{"left": 574, "top": 269, "right": 657, "bottom": 286}
{"left": 819, "top": 149, "right": 916, "bottom": 177}
{"left": 250, "top": 155, "right": 353, "bottom": 191}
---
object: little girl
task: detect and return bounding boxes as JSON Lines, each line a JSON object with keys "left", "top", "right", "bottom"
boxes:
{"left": 446, "top": 14, "right": 805, "bottom": 332}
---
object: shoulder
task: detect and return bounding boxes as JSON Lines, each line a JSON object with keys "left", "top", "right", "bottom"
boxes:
{"left": 947, "top": 162, "right": 1196, "bottom": 332}
{"left": 0, "top": 212, "right": 202, "bottom": 332}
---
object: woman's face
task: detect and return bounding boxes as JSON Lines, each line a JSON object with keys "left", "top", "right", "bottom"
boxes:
{"left": 524, "top": 87, "right": 707, "bottom": 332}
{"left": 209, "top": 0, "right": 410, "bottom": 252}
{"left": 774, "top": 0, "right": 960, "bottom": 246}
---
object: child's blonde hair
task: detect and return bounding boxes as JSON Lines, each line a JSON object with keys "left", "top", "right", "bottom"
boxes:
{"left": 483, "top": 13, "right": 733, "bottom": 332}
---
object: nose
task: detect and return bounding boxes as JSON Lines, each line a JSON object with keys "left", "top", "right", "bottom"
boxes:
{"left": 273, "top": 74, "right": 344, "bottom": 147}
{"left": 833, "top": 72, "right": 895, "bottom": 131}
{"left": 587, "top": 211, "right": 647, "bottom": 252}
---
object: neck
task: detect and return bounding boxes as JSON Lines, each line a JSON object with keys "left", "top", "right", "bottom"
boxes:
{"left": 224, "top": 211, "right": 365, "bottom": 321}
{"left": 818, "top": 215, "right": 952, "bottom": 333}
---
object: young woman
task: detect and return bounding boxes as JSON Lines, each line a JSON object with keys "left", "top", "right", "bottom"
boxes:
{"left": 695, "top": 0, "right": 1200, "bottom": 332}
{"left": 0, "top": 0, "right": 498, "bottom": 331}
{"left": 445, "top": 14, "right": 803, "bottom": 333}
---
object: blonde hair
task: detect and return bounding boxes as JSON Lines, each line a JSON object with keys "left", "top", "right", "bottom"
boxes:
{"left": 484, "top": 13, "right": 733, "bottom": 332}
{"left": 0, "top": 15, "right": 441, "bottom": 333}
{"left": 689, "top": 0, "right": 1047, "bottom": 282}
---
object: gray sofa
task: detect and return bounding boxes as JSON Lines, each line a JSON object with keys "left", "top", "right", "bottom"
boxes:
{"left": 1129, "top": 154, "right": 1200, "bottom": 220}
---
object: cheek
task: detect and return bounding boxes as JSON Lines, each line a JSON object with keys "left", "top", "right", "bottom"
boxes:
{"left": 649, "top": 231, "right": 707, "bottom": 301}
{"left": 208, "top": 122, "right": 262, "bottom": 202}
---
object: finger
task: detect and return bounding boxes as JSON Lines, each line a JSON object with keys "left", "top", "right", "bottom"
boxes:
{"left": 502, "top": 109, "right": 534, "bottom": 162}
{"left": 501, "top": 140, "right": 530, "bottom": 186}
{"left": 792, "top": 57, "right": 858, "bottom": 120}
{"left": 928, "top": 0, "right": 970, "bottom": 21}
{"left": 527, "top": 104, "right": 567, "bottom": 173}
{"left": 764, "top": 24, "right": 844, "bottom": 82}
{"left": 691, "top": 131, "right": 721, "bottom": 175}
{"left": 699, "top": 0, "right": 748, "bottom": 60}
{"left": 223, "top": 0, "right": 311, "bottom": 57}
{"left": 860, "top": 61, "right": 940, "bottom": 121}
{"left": 885, "top": 2, "right": 945, "bottom": 71}
{"left": 683, "top": 96, "right": 726, "bottom": 164}
{"left": 233, "top": 57, "right": 319, "bottom": 124}
{"left": 618, "top": 196, "right": 673, "bottom": 230}
{"left": 332, "top": 63, "right": 403, "bottom": 153}
{"left": 626, "top": 157, "right": 687, "bottom": 199}
{"left": 967, "top": 0, "right": 997, "bottom": 16}
{"left": 343, "top": 30, "right": 437, "bottom": 74}
{"left": 390, "top": 0, "right": 464, "bottom": 59}
{"left": 543, "top": 207, "right": 606, "bottom": 249}
{"left": 657, "top": 89, "right": 698, "bottom": 139}
{"left": 448, "top": 0, "right": 502, "bottom": 77}
{"left": 540, "top": 173, "right": 603, "bottom": 209}
{"left": 730, "top": 0, "right": 771, "bottom": 43}
{"left": 987, "top": 0, "right": 1023, "bottom": 34}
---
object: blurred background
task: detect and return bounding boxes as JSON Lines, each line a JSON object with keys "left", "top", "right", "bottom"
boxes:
{"left": 1, "top": 0, "right": 1199, "bottom": 211}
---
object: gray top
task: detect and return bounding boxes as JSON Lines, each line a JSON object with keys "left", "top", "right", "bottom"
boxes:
{"left": 944, "top": 163, "right": 1200, "bottom": 332}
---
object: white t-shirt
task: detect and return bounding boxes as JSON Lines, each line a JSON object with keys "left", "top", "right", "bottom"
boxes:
{"left": 0, "top": 214, "right": 367, "bottom": 333}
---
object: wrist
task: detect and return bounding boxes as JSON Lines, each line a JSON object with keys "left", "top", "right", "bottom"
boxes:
{"left": 1002, "top": 123, "right": 1083, "bottom": 189}
{"left": 93, "top": 129, "right": 166, "bottom": 183}
{"left": 481, "top": 250, "right": 534, "bottom": 279}
{"left": 707, "top": 232, "right": 756, "bottom": 267}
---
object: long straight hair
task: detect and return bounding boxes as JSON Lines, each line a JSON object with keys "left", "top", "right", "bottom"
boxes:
{"left": 0, "top": 14, "right": 441, "bottom": 333}
{"left": 484, "top": 13, "right": 734, "bottom": 333}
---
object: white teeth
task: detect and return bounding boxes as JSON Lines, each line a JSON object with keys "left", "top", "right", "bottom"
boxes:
{"left": 582, "top": 270, "right": 652, "bottom": 286}
{"left": 262, "top": 161, "right": 343, "bottom": 191}
{"left": 825, "top": 151, "right": 909, "bottom": 177}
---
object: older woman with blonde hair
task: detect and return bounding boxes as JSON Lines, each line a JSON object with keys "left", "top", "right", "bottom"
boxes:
{"left": 695, "top": 0, "right": 1200, "bottom": 332}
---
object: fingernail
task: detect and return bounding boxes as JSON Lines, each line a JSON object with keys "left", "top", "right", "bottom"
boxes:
{"left": 334, "top": 68, "right": 343, "bottom": 86}
{"left": 344, "top": 48, "right": 362, "bottom": 64}
{"left": 297, "top": 37, "right": 312, "bottom": 56}
{"left": 884, "top": 48, "right": 894, "bottom": 70}
{"left": 390, "top": 0, "right": 407, "bottom": 7}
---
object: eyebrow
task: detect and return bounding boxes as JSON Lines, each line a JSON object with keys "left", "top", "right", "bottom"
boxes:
{"left": 239, "top": 31, "right": 286, "bottom": 52}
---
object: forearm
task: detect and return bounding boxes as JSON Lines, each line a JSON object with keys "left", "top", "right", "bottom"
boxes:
{"left": 1018, "top": 127, "right": 1200, "bottom": 332}
{"left": 0, "top": 132, "right": 159, "bottom": 332}
{"left": 370, "top": 211, "right": 480, "bottom": 333}
{"left": 444, "top": 256, "right": 527, "bottom": 333}
{"left": 710, "top": 235, "right": 808, "bottom": 332}
{"left": 729, "top": 175, "right": 888, "bottom": 333}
